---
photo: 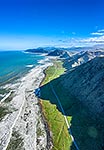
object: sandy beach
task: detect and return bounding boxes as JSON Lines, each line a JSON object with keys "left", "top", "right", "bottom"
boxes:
{"left": 0, "top": 60, "right": 52, "bottom": 150}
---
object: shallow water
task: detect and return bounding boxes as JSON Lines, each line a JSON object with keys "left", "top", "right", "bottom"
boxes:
{"left": 0, "top": 50, "right": 44, "bottom": 96}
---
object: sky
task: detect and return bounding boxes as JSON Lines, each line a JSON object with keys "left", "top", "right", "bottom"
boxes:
{"left": 0, "top": 0, "right": 104, "bottom": 50}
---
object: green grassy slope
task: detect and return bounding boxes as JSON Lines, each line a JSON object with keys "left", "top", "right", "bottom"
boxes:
{"left": 41, "top": 60, "right": 72, "bottom": 150}
{"left": 40, "top": 60, "right": 103, "bottom": 150}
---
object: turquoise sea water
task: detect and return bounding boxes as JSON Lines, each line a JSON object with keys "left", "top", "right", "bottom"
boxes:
{"left": 0, "top": 51, "right": 44, "bottom": 87}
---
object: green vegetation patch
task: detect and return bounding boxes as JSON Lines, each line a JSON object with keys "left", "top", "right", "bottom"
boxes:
{"left": 42, "top": 60, "right": 65, "bottom": 85}
{"left": 7, "top": 130, "right": 24, "bottom": 150}
{"left": 0, "top": 106, "right": 12, "bottom": 121}
{"left": 41, "top": 100, "right": 72, "bottom": 150}
{"left": 0, "top": 88, "right": 10, "bottom": 101}
{"left": 5, "top": 91, "right": 14, "bottom": 103}
{"left": 0, "top": 88, "right": 9, "bottom": 95}
{"left": 41, "top": 60, "right": 72, "bottom": 150}
{"left": 37, "top": 126, "right": 44, "bottom": 137}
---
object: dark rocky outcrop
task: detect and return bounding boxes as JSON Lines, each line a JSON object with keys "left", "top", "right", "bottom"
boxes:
{"left": 47, "top": 49, "right": 70, "bottom": 58}
{"left": 25, "top": 48, "right": 48, "bottom": 53}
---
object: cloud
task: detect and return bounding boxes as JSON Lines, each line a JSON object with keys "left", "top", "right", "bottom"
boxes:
{"left": 91, "top": 32, "right": 104, "bottom": 36}
{"left": 1, "top": 28, "right": 104, "bottom": 50}
{"left": 79, "top": 36, "right": 104, "bottom": 44}
{"left": 57, "top": 30, "right": 104, "bottom": 47}
{"left": 91, "top": 29, "right": 104, "bottom": 36}
{"left": 57, "top": 35, "right": 104, "bottom": 47}
{"left": 64, "top": 29, "right": 104, "bottom": 47}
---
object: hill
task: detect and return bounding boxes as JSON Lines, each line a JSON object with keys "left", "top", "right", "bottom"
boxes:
{"left": 25, "top": 48, "right": 49, "bottom": 53}
{"left": 39, "top": 56, "right": 104, "bottom": 150}
{"left": 61, "top": 57, "right": 104, "bottom": 117}
{"left": 64, "top": 50, "right": 104, "bottom": 70}
{"left": 47, "top": 49, "right": 70, "bottom": 58}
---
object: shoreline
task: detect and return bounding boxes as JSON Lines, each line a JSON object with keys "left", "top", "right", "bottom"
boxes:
{"left": 39, "top": 66, "right": 53, "bottom": 150}
{"left": 0, "top": 59, "right": 53, "bottom": 150}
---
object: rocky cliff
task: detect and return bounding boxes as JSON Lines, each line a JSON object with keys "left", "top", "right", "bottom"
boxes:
{"left": 64, "top": 50, "right": 104, "bottom": 70}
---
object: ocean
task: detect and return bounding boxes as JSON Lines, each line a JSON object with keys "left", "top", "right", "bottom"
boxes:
{"left": 0, "top": 50, "right": 44, "bottom": 99}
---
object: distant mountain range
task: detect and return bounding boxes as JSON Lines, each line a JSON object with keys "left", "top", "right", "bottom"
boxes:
{"left": 64, "top": 50, "right": 104, "bottom": 70}
{"left": 25, "top": 48, "right": 49, "bottom": 53}
{"left": 47, "top": 49, "right": 70, "bottom": 58}
{"left": 25, "top": 47, "right": 72, "bottom": 58}
{"left": 25, "top": 45, "right": 104, "bottom": 54}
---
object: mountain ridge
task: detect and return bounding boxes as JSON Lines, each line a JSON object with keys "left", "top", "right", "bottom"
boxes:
{"left": 61, "top": 57, "right": 104, "bottom": 117}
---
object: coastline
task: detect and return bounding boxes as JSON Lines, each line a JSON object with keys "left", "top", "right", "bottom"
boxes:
{"left": 39, "top": 66, "right": 53, "bottom": 150}
{"left": 38, "top": 60, "right": 72, "bottom": 150}
{"left": 0, "top": 59, "right": 52, "bottom": 150}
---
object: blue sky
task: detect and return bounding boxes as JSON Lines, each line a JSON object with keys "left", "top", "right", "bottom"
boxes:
{"left": 0, "top": 0, "right": 104, "bottom": 49}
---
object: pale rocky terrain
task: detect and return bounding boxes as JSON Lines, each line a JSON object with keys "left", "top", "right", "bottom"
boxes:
{"left": 64, "top": 50, "right": 104, "bottom": 70}
{"left": 0, "top": 63, "right": 52, "bottom": 150}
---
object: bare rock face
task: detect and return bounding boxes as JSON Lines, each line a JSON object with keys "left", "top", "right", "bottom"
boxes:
{"left": 61, "top": 57, "right": 104, "bottom": 117}
{"left": 64, "top": 50, "right": 104, "bottom": 70}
